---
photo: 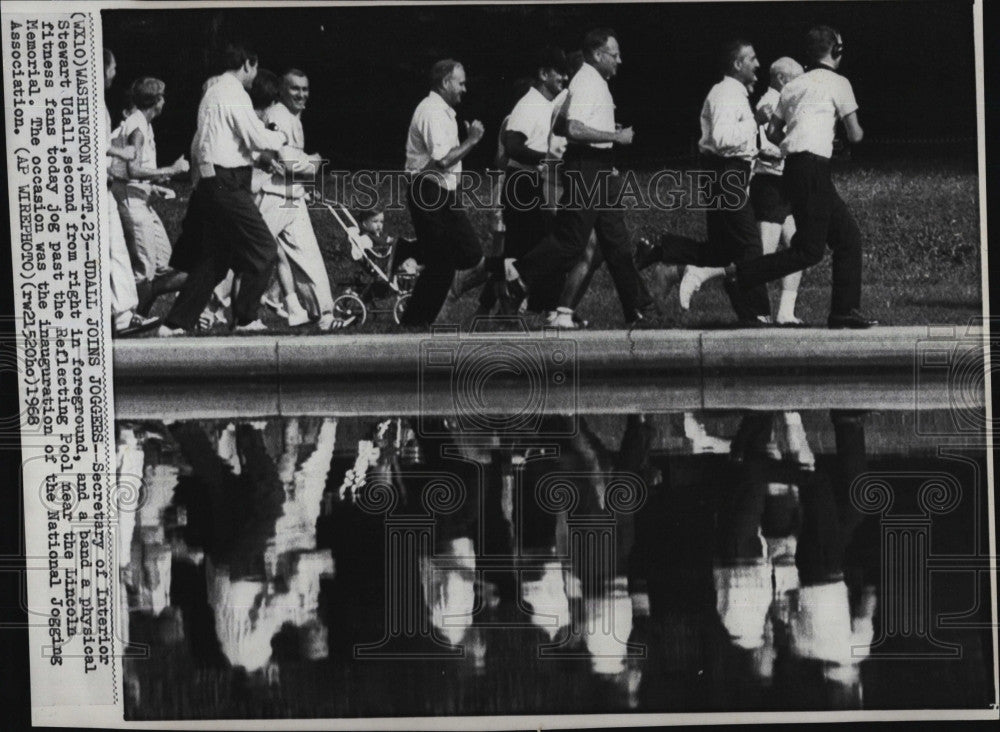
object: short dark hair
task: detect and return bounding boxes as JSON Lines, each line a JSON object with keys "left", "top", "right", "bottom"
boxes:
{"left": 129, "top": 77, "right": 166, "bottom": 110}
{"left": 430, "top": 59, "right": 462, "bottom": 89}
{"left": 721, "top": 38, "right": 752, "bottom": 74}
{"left": 805, "top": 25, "right": 840, "bottom": 63}
{"left": 218, "top": 42, "right": 258, "bottom": 73}
{"left": 355, "top": 205, "right": 383, "bottom": 224}
{"left": 582, "top": 28, "right": 617, "bottom": 58}
{"left": 534, "top": 46, "right": 568, "bottom": 77}
{"left": 249, "top": 68, "right": 279, "bottom": 110}
{"left": 282, "top": 67, "right": 308, "bottom": 82}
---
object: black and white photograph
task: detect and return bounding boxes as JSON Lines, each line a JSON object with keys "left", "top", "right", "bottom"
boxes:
{"left": 1, "top": 0, "right": 997, "bottom": 728}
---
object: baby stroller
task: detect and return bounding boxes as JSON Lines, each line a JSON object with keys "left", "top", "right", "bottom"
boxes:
{"left": 311, "top": 195, "right": 417, "bottom": 326}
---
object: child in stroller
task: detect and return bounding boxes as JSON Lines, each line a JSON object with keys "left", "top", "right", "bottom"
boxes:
{"left": 315, "top": 198, "right": 424, "bottom": 326}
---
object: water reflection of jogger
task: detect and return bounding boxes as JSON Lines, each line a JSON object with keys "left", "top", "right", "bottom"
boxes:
{"left": 169, "top": 419, "right": 336, "bottom": 678}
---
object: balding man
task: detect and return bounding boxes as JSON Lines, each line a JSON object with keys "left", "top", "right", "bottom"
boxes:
{"left": 641, "top": 39, "right": 772, "bottom": 327}
{"left": 400, "top": 59, "right": 485, "bottom": 327}
{"left": 680, "top": 57, "right": 806, "bottom": 324}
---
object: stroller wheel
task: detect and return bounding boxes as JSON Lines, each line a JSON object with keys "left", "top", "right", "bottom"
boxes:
{"left": 333, "top": 292, "right": 367, "bottom": 327}
{"left": 393, "top": 293, "right": 412, "bottom": 325}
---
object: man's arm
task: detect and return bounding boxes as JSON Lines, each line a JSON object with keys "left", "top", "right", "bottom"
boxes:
{"left": 765, "top": 114, "right": 787, "bottom": 146}
{"left": 231, "top": 103, "right": 287, "bottom": 154}
{"left": 429, "top": 120, "right": 484, "bottom": 170}
{"left": 841, "top": 111, "right": 863, "bottom": 143}
{"left": 566, "top": 119, "right": 631, "bottom": 145}
{"left": 502, "top": 131, "right": 546, "bottom": 167}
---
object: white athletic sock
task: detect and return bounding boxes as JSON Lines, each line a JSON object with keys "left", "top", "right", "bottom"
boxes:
{"left": 777, "top": 289, "right": 798, "bottom": 322}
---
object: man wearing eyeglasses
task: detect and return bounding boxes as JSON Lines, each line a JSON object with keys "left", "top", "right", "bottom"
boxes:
{"left": 504, "top": 28, "right": 652, "bottom": 328}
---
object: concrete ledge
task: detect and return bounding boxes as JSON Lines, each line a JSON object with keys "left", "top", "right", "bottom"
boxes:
{"left": 112, "top": 325, "right": 980, "bottom": 381}
{"left": 700, "top": 326, "right": 930, "bottom": 371}
{"left": 113, "top": 337, "right": 278, "bottom": 380}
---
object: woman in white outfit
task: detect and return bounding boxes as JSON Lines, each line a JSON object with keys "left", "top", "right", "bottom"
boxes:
{"left": 111, "top": 76, "right": 190, "bottom": 315}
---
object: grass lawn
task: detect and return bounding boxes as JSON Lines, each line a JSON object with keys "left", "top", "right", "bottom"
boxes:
{"left": 139, "top": 156, "right": 983, "bottom": 335}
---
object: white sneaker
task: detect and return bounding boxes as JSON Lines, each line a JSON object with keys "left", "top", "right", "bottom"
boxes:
{"left": 549, "top": 308, "right": 578, "bottom": 329}
{"left": 286, "top": 306, "right": 311, "bottom": 327}
{"left": 678, "top": 270, "right": 702, "bottom": 310}
{"left": 156, "top": 325, "right": 185, "bottom": 337}
{"left": 234, "top": 319, "right": 268, "bottom": 333}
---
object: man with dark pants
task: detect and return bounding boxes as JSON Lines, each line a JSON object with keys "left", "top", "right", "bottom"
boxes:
{"left": 400, "top": 59, "right": 485, "bottom": 327}
{"left": 505, "top": 29, "right": 652, "bottom": 327}
{"left": 158, "top": 43, "right": 287, "bottom": 336}
{"left": 498, "top": 48, "right": 568, "bottom": 297}
{"left": 642, "top": 40, "right": 773, "bottom": 326}
{"left": 731, "top": 26, "right": 876, "bottom": 329}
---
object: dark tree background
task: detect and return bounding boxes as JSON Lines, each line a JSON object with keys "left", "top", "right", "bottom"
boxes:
{"left": 102, "top": 1, "right": 978, "bottom": 170}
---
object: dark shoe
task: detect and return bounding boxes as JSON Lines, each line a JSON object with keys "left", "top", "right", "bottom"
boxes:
{"left": 634, "top": 236, "right": 662, "bottom": 271}
{"left": 735, "top": 315, "right": 773, "bottom": 329}
{"left": 117, "top": 314, "right": 162, "bottom": 337}
{"left": 828, "top": 309, "right": 878, "bottom": 329}
{"left": 626, "top": 305, "right": 656, "bottom": 329}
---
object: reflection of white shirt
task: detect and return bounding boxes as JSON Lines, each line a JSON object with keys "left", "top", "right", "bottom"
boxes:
{"left": 777, "top": 68, "right": 858, "bottom": 159}
{"left": 506, "top": 86, "right": 556, "bottom": 168}
{"left": 698, "top": 75, "right": 758, "bottom": 160}
{"left": 193, "top": 72, "right": 286, "bottom": 170}
{"left": 754, "top": 87, "right": 784, "bottom": 176}
{"left": 566, "top": 63, "right": 615, "bottom": 150}
{"left": 405, "top": 91, "right": 460, "bottom": 190}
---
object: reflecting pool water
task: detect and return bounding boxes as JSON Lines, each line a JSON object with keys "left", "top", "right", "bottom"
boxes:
{"left": 115, "top": 410, "right": 995, "bottom": 720}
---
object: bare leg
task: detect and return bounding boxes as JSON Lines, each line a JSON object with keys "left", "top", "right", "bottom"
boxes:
{"left": 774, "top": 216, "right": 802, "bottom": 324}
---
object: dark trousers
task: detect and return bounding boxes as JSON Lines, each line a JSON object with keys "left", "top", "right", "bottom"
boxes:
{"left": 738, "top": 152, "right": 863, "bottom": 316}
{"left": 165, "top": 167, "right": 278, "bottom": 329}
{"left": 515, "top": 148, "right": 650, "bottom": 319}
{"left": 399, "top": 176, "right": 482, "bottom": 327}
{"left": 498, "top": 167, "right": 555, "bottom": 312}
{"left": 501, "top": 167, "right": 548, "bottom": 260}
{"left": 658, "top": 155, "right": 770, "bottom": 319}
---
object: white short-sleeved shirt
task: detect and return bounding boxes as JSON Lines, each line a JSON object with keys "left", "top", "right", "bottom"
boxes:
{"left": 405, "top": 91, "right": 461, "bottom": 190}
{"left": 565, "top": 62, "right": 615, "bottom": 150}
{"left": 505, "top": 86, "right": 557, "bottom": 169}
{"left": 776, "top": 67, "right": 858, "bottom": 159}
{"left": 118, "top": 110, "right": 158, "bottom": 191}
{"left": 259, "top": 102, "right": 313, "bottom": 199}
{"left": 754, "top": 86, "right": 783, "bottom": 176}
{"left": 698, "top": 75, "right": 758, "bottom": 160}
